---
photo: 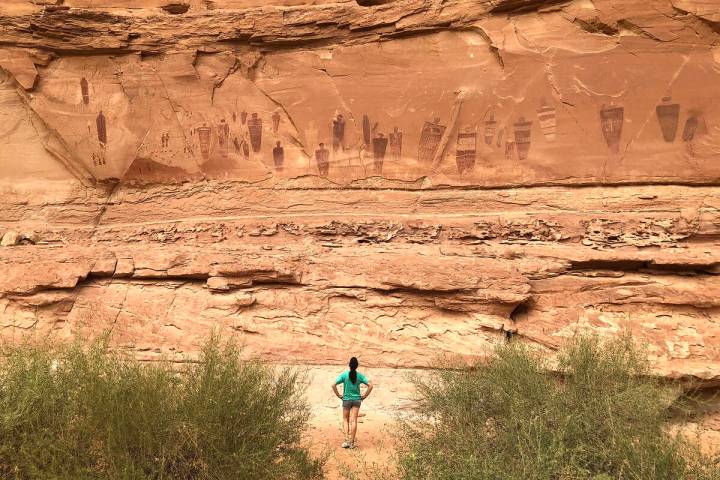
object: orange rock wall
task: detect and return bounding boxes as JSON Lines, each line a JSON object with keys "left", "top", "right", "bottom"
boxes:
{"left": 0, "top": 0, "right": 718, "bottom": 385}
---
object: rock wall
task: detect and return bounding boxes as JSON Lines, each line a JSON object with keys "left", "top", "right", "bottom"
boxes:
{"left": 0, "top": 0, "right": 719, "bottom": 387}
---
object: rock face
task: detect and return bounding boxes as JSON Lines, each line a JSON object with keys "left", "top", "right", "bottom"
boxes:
{"left": 0, "top": 0, "right": 719, "bottom": 389}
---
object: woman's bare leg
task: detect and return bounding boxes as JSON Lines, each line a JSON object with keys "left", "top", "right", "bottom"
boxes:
{"left": 342, "top": 406, "right": 351, "bottom": 440}
{"left": 349, "top": 405, "right": 360, "bottom": 444}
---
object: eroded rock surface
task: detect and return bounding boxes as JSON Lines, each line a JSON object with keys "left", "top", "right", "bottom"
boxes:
{"left": 0, "top": 0, "right": 718, "bottom": 394}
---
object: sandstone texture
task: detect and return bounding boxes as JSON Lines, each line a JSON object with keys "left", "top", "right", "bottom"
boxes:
{"left": 0, "top": 0, "right": 719, "bottom": 407}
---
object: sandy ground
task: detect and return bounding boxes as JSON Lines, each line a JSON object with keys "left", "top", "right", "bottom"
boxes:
{"left": 303, "top": 366, "right": 418, "bottom": 479}
{"left": 309, "top": 409, "right": 396, "bottom": 480}
{"left": 302, "top": 366, "right": 720, "bottom": 479}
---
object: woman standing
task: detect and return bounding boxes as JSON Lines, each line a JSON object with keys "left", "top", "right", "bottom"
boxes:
{"left": 332, "top": 357, "right": 373, "bottom": 449}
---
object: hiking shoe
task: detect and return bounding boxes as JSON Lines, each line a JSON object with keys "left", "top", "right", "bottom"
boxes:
{"left": 341, "top": 440, "right": 351, "bottom": 448}
{"left": 348, "top": 442, "right": 356, "bottom": 449}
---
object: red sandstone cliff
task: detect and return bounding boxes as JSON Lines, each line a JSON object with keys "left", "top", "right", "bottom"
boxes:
{"left": 0, "top": 1, "right": 718, "bottom": 394}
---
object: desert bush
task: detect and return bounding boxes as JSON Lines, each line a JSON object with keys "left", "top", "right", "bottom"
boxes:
{"left": 0, "top": 335, "right": 323, "bottom": 480}
{"left": 395, "top": 335, "right": 720, "bottom": 480}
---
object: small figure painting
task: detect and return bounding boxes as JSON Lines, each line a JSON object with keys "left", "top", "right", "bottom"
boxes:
{"left": 683, "top": 114, "right": 699, "bottom": 142}
{"left": 682, "top": 116, "right": 698, "bottom": 142}
{"left": 96, "top": 111, "right": 107, "bottom": 146}
{"left": 248, "top": 113, "right": 263, "bottom": 152}
{"left": 161, "top": 132, "right": 170, "bottom": 149}
{"left": 456, "top": 128, "right": 477, "bottom": 174}
{"left": 655, "top": 96, "right": 680, "bottom": 143}
{"left": 315, "top": 143, "right": 330, "bottom": 177}
{"left": 484, "top": 115, "right": 497, "bottom": 145}
{"left": 92, "top": 151, "right": 106, "bottom": 166}
{"left": 332, "top": 113, "right": 346, "bottom": 152}
{"left": 389, "top": 127, "right": 402, "bottom": 160}
{"left": 80, "top": 77, "right": 90, "bottom": 105}
{"left": 505, "top": 139, "right": 515, "bottom": 159}
{"left": 197, "top": 123, "right": 212, "bottom": 160}
{"left": 513, "top": 117, "right": 532, "bottom": 160}
{"left": 496, "top": 128, "right": 504, "bottom": 148}
{"left": 681, "top": 111, "right": 707, "bottom": 143}
{"left": 537, "top": 100, "right": 557, "bottom": 142}
{"left": 372, "top": 133, "right": 389, "bottom": 175}
{"left": 362, "top": 114, "right": 371, "bottom": 146}
{"left": 418, "top": 118, "right": 446, "bottom": 164}
{"left": 273, "top": 141, "right": 284, "bottom": 172}
{"left": 219, "top": 119, "right": 229, "bottom": 144}
{"left": 218, "top": 119, "right": 229, "bottom": 157}
{"left": 241, "top": 111, "right": 248, "bottom": 125}
{"left": 272, "top": 110, "right": 281, "bottom": 134}
{"left": 599, "top": 104, "right": 624, "bottom": 154}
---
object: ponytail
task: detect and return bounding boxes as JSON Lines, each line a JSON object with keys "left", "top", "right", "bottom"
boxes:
{"left": 349, "top": 357, "right": 359, "bottom": 384}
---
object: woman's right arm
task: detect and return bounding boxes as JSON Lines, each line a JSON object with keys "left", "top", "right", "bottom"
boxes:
{"left": 361, "top": 382, "right": 373, "bottom": 400}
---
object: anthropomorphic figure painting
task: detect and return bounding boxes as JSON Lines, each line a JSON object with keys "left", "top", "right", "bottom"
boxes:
{"left": 418, "top": 118, "right": 446, "bottom": 164}
{"left": 248, "top": 113, "right": 263, "bottom": 152}
{"left": 372, "top": 133, "right": 388, "bottom": 174}
{"left": 600, "top": 104, "right": 624, "bottom": 154}
{"left": 242, "top": 140, "right": 250, "bottom": 159}
{"left": 496, "top": 128, "right": 504, "bottom": 148}
{"left": 96, "top": 110, "right": 107, "bottom": 146}
{"left": 362, "top": 114, "right": 371, "bottom": 146}
{"left": 218, "top": 119, "right": 230, "bottom": 157}
{"left": 505, "top": 139, "right": 515, "bottom": 159}
{"left": 92, "top": 151, "right": 106, "bottom": 166}
{"left": 80, "top": 77, "right": 90, "bottom": 105}
{"left": 197, "top": 123, "right": 212, "bottom": 160}
{"left": 537, "top": 101, "right": 557, "bottom": 142}
{"left": 273, "top": 141, "right": 284, "bottom": 172}
{"left": 316, "top": 142, "right": 330, "bottom": 176}
{"left": 219, "top": 119, "right": 229, "bottom": 145}
{"left": 456, "top": 128, "right": 477, "bottom": 174}
{"left": 513, "top": 117, "right": 532, "bottom": 160}
{"left": 333, "top": 113, "right": 346, "bottom": 152}
{"left": 484, "top": 115, "right": 497, "bottom": 145}
{"left": 389, "top": 127, "right": 402, "bottom": 160}
{"left": 272, "top": 110, "right": 281, "bottom": 134}
{"left": 683, "top": 116, "right": 699, "bottom": 142}
{"left": 681, "top": 111, "right": 708, "bottom": 154}
{"left": 656, "top": 97, "right": 680, "bottom": 143}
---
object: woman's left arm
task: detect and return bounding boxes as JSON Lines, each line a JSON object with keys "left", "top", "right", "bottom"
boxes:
{"left": 332, "top": 383, "right": 342, "bottom": 400}
{"left": 361, "top": 381, "right": 373, "bottom": 400}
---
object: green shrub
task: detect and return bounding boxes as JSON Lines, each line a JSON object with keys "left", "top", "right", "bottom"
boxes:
{"left": 395, "top": 335, "right": 720, "bottom": 480}
{"left": 0, "top": 335, "right": 323, "bottom": 480}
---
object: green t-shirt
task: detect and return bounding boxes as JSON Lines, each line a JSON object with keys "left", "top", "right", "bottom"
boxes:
{"left": 335, "top": 371, "right": 369, "bottom": 401}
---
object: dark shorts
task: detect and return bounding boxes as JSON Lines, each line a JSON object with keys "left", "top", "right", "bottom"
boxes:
{"left": 342, "top": 399, "right": 362, "bottom": 409}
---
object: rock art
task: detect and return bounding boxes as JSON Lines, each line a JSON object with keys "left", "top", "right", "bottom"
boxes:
{"left": 0, "top": 0, "right": 718, "bottom": 438}
{"left": 456, "top": 128, "right": 477, "bottom": 174}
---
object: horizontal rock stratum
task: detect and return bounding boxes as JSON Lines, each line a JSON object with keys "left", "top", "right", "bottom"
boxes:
{"left": 0, "top": 0, "right": 718, "bottom": 391}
